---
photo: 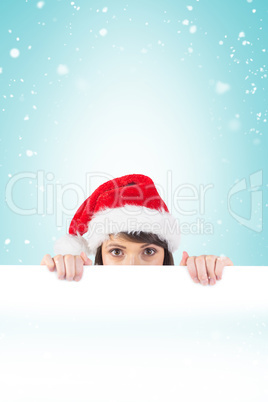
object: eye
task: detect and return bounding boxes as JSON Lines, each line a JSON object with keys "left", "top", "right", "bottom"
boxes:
{"left": 144, "top": 248, "right": 157, "bottom": 256}
{"left": 109, "top": 248, "right": 123, "bottom": 257}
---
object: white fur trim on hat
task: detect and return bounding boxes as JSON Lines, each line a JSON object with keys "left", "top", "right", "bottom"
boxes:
{"left": 84, "top": 205, "right": 180, "bottom": 255}
{"left": 54, "top": 205, "right": 180, "bottom": 257}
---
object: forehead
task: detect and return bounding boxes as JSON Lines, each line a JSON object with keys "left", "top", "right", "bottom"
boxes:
{"left": 107, "top": 234, "right": 131, "bottom": 244}
{"left": 104, "top": 234, "right": 152, "bottom": 247}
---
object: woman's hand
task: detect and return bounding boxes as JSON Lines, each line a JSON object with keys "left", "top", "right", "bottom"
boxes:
{"left": 40, "top": 252, "right": 92, "bottom": 282}
{"left": 179, "top": 251, "right": 234, "bottom": 286}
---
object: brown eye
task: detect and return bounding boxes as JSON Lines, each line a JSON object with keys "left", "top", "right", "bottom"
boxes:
{"left": 110, "top": 248, "right": 123, "bottom": 256}
{"left": 144, "top": 248, "right": 156, "bottom": 256}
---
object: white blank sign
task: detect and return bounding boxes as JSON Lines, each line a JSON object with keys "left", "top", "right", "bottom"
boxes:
{"left": 0, "top": 265, "right": 267, "bottom": 402}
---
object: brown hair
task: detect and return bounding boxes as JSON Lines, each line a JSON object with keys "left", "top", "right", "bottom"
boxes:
{"left": 94, "top": 231, "right": 174, "bottom": 265}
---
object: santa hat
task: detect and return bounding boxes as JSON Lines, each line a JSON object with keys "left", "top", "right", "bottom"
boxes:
{"left": 54, "top": 174, "right": 180, "bottom": 256}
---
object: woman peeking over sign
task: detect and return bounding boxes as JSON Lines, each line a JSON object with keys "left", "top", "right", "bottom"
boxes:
{"left": 41, "top": 173, "right": 234, "bottom": 285}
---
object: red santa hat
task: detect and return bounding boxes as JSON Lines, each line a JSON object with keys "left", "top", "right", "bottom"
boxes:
{"left": 54, "top": 173, "right": 180, "bottom": 256}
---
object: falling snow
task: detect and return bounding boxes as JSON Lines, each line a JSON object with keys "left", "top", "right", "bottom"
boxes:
{"left": 99, "top": 28, "right": 108, "bottom": 36}
{"left": 57, "top": 64, "right": 69, "bottom": 75}
{"left": 26, "top": 150, "right": 37, "bottom": 157}
{"left": 10, "top": 48, "right": 20, "bottom": 58}
{"left": 189, "top": 25, "right": 197, "bottom": 34}
{"left": 37, "top": 1, "right": 45, "bottom": 9}
{"left": 215, "top": 81, "right": 231, "bottom": 94}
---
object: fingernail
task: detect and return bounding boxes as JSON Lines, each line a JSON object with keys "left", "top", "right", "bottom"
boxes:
{"left": 193, "top": 277, "right": 199, "bottom": 283}
{"left": 74, "top": 276, "right": 81, "bottom": 281}
{"left": 216, "top": 275, "right": 222, "bottom": 280}
{"left": 210, "top": 278, "right": 216, "bottom": 285}
{"left": 201, "top": 280, "right": 208, "bottom": 285}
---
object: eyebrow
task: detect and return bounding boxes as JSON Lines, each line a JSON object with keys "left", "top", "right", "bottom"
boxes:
{"left": 105, "top": 243, "right": 154, "bottom": 249}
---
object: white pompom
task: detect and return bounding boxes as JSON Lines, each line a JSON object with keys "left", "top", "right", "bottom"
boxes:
{"left": 53, "top": 233, "right": 90, "bottom": 256}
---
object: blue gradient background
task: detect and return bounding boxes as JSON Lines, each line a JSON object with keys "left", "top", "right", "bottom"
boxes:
{"left": 1, "top": 0, "right": 267, "bottom": 265}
